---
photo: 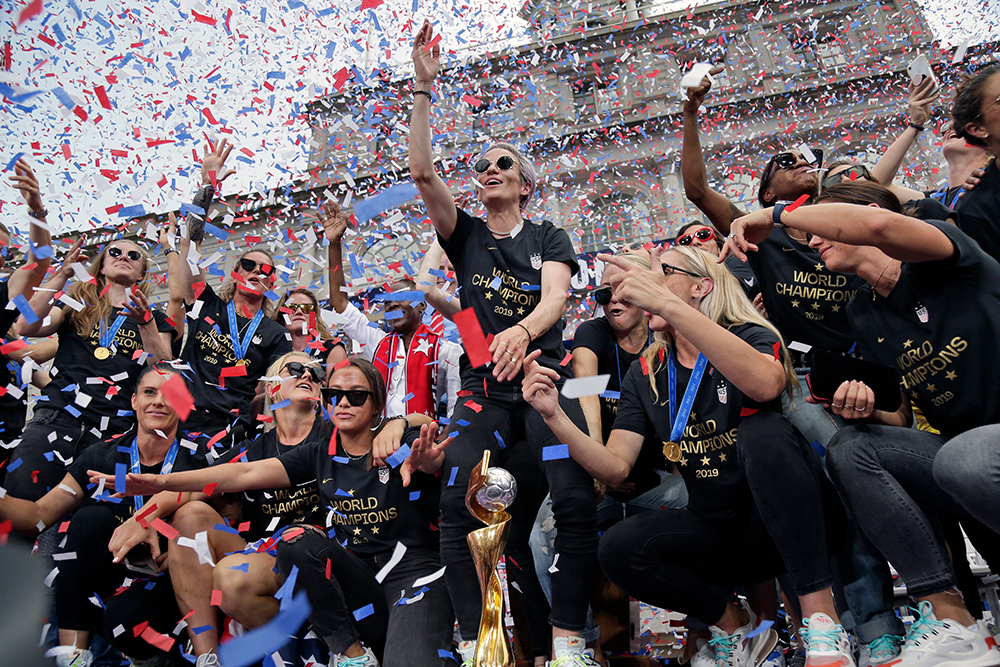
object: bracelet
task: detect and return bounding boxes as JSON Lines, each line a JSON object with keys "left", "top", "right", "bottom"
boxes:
{"left": 515, "top": 322, "right": 532, "bottom": 342}
{"left": 387, "top": 415, "right": 408, "bottom": 429}
{"left": 27, "top": 208, "right": 48, "bottom": 220}
{"left": 164, "top": 248, "right": 179, "bottom": 256}
{"left": 413, "top": 90, "right": 432, "bottom": 100}
{"left": 908, "top": 121, "right": 925, "bottom": 132}
{"left": 772, "top": 202, "right": 790, "bottom": 228}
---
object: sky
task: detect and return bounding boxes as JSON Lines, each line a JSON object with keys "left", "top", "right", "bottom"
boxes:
{"left": 0, "top": 0, "right": 997, "bottom": 237}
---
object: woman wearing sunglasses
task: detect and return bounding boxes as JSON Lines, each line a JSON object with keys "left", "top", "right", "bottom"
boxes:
{"left": 722, "top": 179, "right": 1000, "bottom": 667}
{"left": 410, "top": 20, "right": 600, "bottom": 665}
{"left": 9, "top": 238, "right": 176, "bottom": 501}
{"left": 170, "top": 204, "right": 292, "bottom": 445}
{"left": 95, "top": 357, "right": 452, "bottom": 667}
{"left": 274, "top": 288, "right": 348, "bottom": 383}
{"left": 675, "top": 222, "right": 759, "bottom": 300}
{"left": 523, "top": 245, "right": 852, "bottom": 667}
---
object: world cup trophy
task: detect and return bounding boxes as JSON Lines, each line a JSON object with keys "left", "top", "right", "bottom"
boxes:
{"left": 466, "top": 450, "right": 518, "bottom": 667}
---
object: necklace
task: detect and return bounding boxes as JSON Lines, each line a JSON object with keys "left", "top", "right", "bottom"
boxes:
{"left": 486, "top": 224, "right": 511, "bottom": 238}
{"left": 869, "top": 258, "right": 897, "bottom": 300}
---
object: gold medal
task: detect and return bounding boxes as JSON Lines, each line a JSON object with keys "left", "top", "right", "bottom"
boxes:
{"left": 235, "top": 358, "right": 248, "bottom": 366}
{"left": 662, "top": 441, "right": 681, "bottom": 462}
{"left": 94, "top": 346, "right": 111, "bottom": 360}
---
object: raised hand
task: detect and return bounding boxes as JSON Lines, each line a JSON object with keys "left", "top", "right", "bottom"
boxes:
{"left": 160, "top": 212, "right": 178, "bottom": 250}
{"left": 400, "top": 422, "right": 453, "bottom": 487}
{"left": 8, "top": 159, "right": 44, "bottom": 213}
{"left": 908, "top": 76, "right": 939, "bottom": 127}
{"left": 521, "top": 350, "right": 561, "bottom": 420}
{"left": 201, "top": 138, "right": 235, "bottom": 187}
{"left": 372, "top": 417, "right": 408, "bottom": 468}
{"left": 54, "top": 237, "right": 87, "bottom": 281}
{"left": 596, "top": 245, "right": 679, "bottom": 315}
{"left": 683, "top": 65, "right": 724, "bottom": 114}
{"left": 412, "top": 19, "right": 442, "bottom": 86}
{"left": 122, "top": 286, "right": 154, "bottom": 325}
{"left": 320, "top": 200, "right": 349, "bottom": 242}
{"left": 718, "top": 208, "right": 776, "bottom": 263}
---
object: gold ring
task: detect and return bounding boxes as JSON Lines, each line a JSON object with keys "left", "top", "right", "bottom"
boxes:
{"left": 844, "top": 403, "right": 855, "bottom": 410}
{"left": 509, "top": 353, "right": 515, "bottom": 361}
{"left": 831, "top": 403, "right": 843, "bottom": 409}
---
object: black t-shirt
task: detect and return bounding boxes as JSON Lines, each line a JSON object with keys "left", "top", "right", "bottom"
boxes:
{"left": 179, "top": 285, "right": 292, "bottom": 429}
{"left": 955, "top": 158, "right": 1000, "bottom": 264}
{"left": 903, "top": 197, "right": 954, "bottom": 223}
{"left": 0, "top": 280, "right": 26, "bottom": 442}
{"left": 572, "top": 317, "right": 660, "bottom": 500}
{"left": 440, "top": 207, "right": 578, "bottom": 379}
{"left": 214, "top": 419, "right": 323, "bottom": 542}
{"left": 748, "top": 228, "right": 864, "bottom": 355}
{"left": 278, "top": 425, "right": 441, "bottom": 554}
{"left": 68, "top": 432, "right": 210, "bottom": 522}
{"left": 848, "top": 220, "right": 1000, "bottom": 438}
{"left": 42, "top": 307, "right": 175, "bottom": 429}
{"left": 613, "top": 323, "right": 783, "bottom": 522}
{"left": 723, "top": 254, "right": 761, "bottom": 300}
{"left": 307, "top": 338, "right": 346, "bottom": 367}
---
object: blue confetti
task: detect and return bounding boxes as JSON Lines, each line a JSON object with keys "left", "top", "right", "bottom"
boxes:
{"left": 542, "top": 444, "right": 570, "bottom": 461}
{"left": 352, "top": 603, "right": 375, "bottom": 621}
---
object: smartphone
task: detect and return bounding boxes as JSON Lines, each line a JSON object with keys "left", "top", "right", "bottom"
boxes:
{"left": 907, "top": 54, "right": 937, "bottom": 88}
{"left": 805, "top": 351, "right": 902, "bottom": 413}
{"left": 124, "top": 543, "right": 160, "bottom": 577}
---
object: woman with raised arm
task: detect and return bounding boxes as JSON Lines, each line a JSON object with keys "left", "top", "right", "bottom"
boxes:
{"left": 523, "top": 245, "right": 851, "bottom": 667}
{"left": 723, "top": 179, "right": 1000, "bottom": 667}
{"left": 172, "top": 144, "right": 292, "bottom": 445}
{"left": 409, "top": 19, "right": 600, "bottom": 665}
{"left": 9, "top": 229, "right": 175, "bottom": 501}
{"left": 94, "top": 358, "right": 453, "bottom": 667}
{"left": 273, "top": 288, "right": 348, "bottom": 381}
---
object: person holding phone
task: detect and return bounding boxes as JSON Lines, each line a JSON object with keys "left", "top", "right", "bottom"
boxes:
{"left": 92, "top": 359, "right": 453, "bottom": 667}
{"left": 522, "top": 245, "right": 852, "bottom": 667}
{"left": 0, "top": 365, "right": 209, "bottom": 667}
{"left": 723, "top": 179, "right": 1000, "bottom": 667}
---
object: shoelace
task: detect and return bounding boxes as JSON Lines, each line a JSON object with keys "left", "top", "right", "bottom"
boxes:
{"left": 800, "top": 618, "right": 844, "bottom": 652}
{"left": 867, "top": 634, "right": 903, "bottom": 660}
{"left": 709, "top": 633, "right": 739, "bottom": 665}
{"left": 339, "top": 653, "right": 372, "bottom": 667}
{"left": 902, "top": 601, "right": 948, "bottom": 649}
{"left": 550, "top": 652, "right": 602, "bottom": 667}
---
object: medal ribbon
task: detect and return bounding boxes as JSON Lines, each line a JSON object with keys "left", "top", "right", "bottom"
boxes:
{"left": 667, "top": 350, "right": 708, "bottom": 445}
{"left": 99, "top": 314, "right": 128, "bottom": 351}
{"left": 227, "top": 301, "right": 265, "bottom": 363}
{"left": 129, "top": 437, "right": 180, "bottom": 511}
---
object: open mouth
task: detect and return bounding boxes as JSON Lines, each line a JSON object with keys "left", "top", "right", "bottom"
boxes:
{"left": 484, "top": 177, "right": 503, "bottom": 186}
{"left": 296, "top": 381, "right": 313, "bottom": 391}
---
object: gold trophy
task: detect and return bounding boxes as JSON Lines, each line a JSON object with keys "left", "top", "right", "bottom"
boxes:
{"left": 466, "top": 450, "right": 518, "bottom": 667}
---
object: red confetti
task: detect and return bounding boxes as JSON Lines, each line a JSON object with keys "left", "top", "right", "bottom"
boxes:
{"left": 150, "top": 518, "right": 179, "bottom": 541}
{"left": 191, "top": 10, "right": 217, "bottom": 27}
{"left": 452, "top": 308, "right": 491, "bottom": 368}
{"left": 160, "top": 373, "right": 194, "bottom": 422}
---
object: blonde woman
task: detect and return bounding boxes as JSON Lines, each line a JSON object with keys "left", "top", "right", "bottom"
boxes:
{"left": 95, "top": 358, "right": 454, "bottom": 667}
{"left": 273, "top": 288, "right": 348, "bottom": 382}
{"left": 11, "top": 238, "right": 175, "bottom": 500}
{"left": 522, "top": 245, "right": 852, "bottom": 667}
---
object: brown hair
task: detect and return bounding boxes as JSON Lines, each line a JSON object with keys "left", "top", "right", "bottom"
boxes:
{"left": 218, "top": 248, "right": 277, "bottom": 318}
{"left": 329, "top": 358, "right": 388, "bottom": 470}
{"left": 66, "top": 241, "right": 151, "bottom": 338}
{"left": 274, "top": 288, "right": 334, "bottom": 339}
{"left": 815, "top": 181, "right": 902, "bottom": 213}
{"left": 952, "top": 63, "right": 1000, "bottom": 148}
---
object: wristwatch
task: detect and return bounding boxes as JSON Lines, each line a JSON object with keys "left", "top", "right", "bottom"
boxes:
{"left": 772, "top": 201, "right": 791, "bottom": 227}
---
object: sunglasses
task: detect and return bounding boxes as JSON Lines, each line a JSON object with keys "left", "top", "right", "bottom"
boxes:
{"left": 108, "top": 246, "right": 143, "bottom": 262}
{"left": 283, "top": 361, "right": 323, "bottom": 384}
{"left": 821, "top": 165, "right": 873, "bottom": 191}
{"left": 594, "top": 287, "right": 613, "bottom": 305}
{"left": 473, "top": 155, "right": 515, "bottom": 173}
{"left": 322, "top": 388, "right": 374, "bottom": 407}
{"left": 759, "top": 149, "right": 824, "bottom": 193}
{"left": 677, "top": 228, "right": 716, "bottom": 247}
{"left": 286, "top": 303, "right": 315, "bottom": 314}
{"left": 662, "top": 263, "right": 701, "bottom": 279}
{"left": 239, "top": 257, "right": 274, "bottom": 276}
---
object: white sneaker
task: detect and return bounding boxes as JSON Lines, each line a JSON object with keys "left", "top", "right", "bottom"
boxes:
{"left": 708, "top": 601, "right": 779, "bottom": 667}
{"left": 691, "top": 639, "right": 716, "bottom": 667}
{"left": 458, "top": 640, "right": 476, "bottom": 667}
{"left": 331, "top": 645, "right": 379, "bottom": 667}
{"left": 54, "top": 648, "right": 93, "bottom": 667}
{"left": 858, "top": 634, "right": 903, "bottom": 667}
{"left": 800, "top": 613, "right": 855, "bottom": 667}
{"left": 549, "top": 636, "right": 603, "bottom": 666}
{"left": 878, "top": 601, "right": 1000, "bottom": 667}
{"left": 195, "top": 652, "right": 221, "bottom": 667}
{"left": 762, "top": 648, "right": 787, "bottom": 667}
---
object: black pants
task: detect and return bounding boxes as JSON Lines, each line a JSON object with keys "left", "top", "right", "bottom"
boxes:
{"left": 276, "top": 527, "right": 455, "bottom": 666}
{"left": 6, "top": 408, "right": 117, "bottom": 501}
{"left": 439, "top": 376, "right": 599, "bottom": 646}
{"left": 56, "top": 505, "right": 180, "bottom": 660}
{"left": 600, "top": 411, "right": 844, "bottom": 624}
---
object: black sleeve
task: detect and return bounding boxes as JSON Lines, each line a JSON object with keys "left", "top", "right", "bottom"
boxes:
{"left": 277, "top": 439, "right": 320, "bottom": 486}
{"left": 0, "top": 281, "right": 14, "bottom": 337}
{"left": 188, "top": 186, "right": 215, "bottom": 243}
{"left": 213, "top": 443, "right": 250, "bottom": 466}
{"left": 189, "top": 283, "right": 221, "bottom": 313}
{"left": 612, "top": 361, "right": 652, "bottom": 437}
{"left": 400, "top": 425, "right": 424, "bottom": 447}
{"left": 571, "top": 319, "right": 609, "bottom": 356}
{"left": 541, "top": 223, "right": 579, "bottom": 276}
{"left": 439, "top": 206, "right": 474, "bottom": 260}
{"left": 151, "top": 309, "right": 176, "bottom": 337}
{"left": 67, "top": 446, "right": 104, "bottom": 491}
{"left": 908, "top": 219, "right": 990, "bottom": 280}
{"left": 723, "top": 255, "right": 760, "bottom": 299}
{"left": 732, "top": 323, "right": 781, "bottom": 357}
{"left": 267, "top": 328, "right": 294, "bottom": 361}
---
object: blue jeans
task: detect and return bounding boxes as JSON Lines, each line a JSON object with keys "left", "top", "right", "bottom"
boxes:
{"left": 784, "top": 372, "right": 903, "bottom": 643}
{"left": 530, "top": 471, "right": 690, "bottom": 642}
{"left": 934, "top": 424, "right": 1000, "bottom": 535}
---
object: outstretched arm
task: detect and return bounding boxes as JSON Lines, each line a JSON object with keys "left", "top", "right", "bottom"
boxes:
{"left": 320, "top": 201, "right": 351, "bottom": 314}
{"left": 6, "top": 160, "right": 53, "bottom": 300}
{"left": 409, "top": 19, "right": 458, "bottom": 242}
{"left": 680, "top": 68, "right": 743, "bottom": 234}
{"left": 161, "top": 214, "right": 186, "bottom": 340}
{"left": 871, "top": 78, "right": 939, "bottom": 187}
{"left": 0, "top": 473, "right": 83, "bottom": 536}
{"left": 89, "top": 457, "right": 290, "bottom": 497}
{"left": 416, "top": 240, "right": 461, "bottom": 319}
{"left": 16, "top": 237, "right": 85, "bottom": 337}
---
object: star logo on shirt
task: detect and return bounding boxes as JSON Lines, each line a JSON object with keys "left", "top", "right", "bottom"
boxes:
{"left": 903, "top": 339, "right": 913, "bottom": 348}
{"left": 700, "top": 456, "right": 711, "bottom": 466}
{"left": 517, "top": 307, "right": 524, "bottom": 315}
{"left": 372, "top": 526, "right": 379, "bottom": 534}
{"left": 353, "top": 527, "right": 362, "bottom": 535}
{"left": 678, "top": 457, "right": 688, "bottom": 466}
{"left": 831, "top": 305, "right": 840, "bottom": 312}
{"left": 814, "top": 263, "right": 824, "bottom": 272}
{"left": 811, "top": 302, "right": 820, "bottom": 310}
{"left": 414, "top": 339, "right": 432, "bottom": 357}
{"left": 945, "top": 370, "right": 957, "bottom": 380}
{"left": 719, "top": 453, "right": 727, "bottom": 462}
{"left": 791, "top": 300, "right": 800, "bottom": 308}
